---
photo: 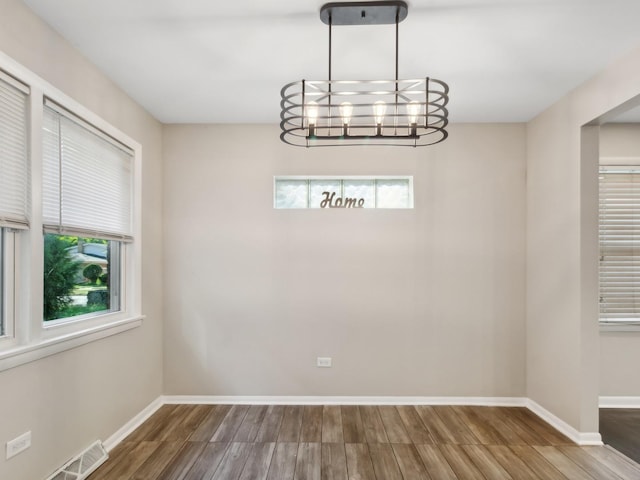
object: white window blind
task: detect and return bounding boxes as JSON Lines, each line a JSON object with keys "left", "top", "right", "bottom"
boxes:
{"left": 0, "top": 71, "right": 29, "bottom": 230}
{"left": 599, "top": 166, "right": 640, "bottom": 322}
{"left": 42, "top": 101, "right": 134, "bottom": 241}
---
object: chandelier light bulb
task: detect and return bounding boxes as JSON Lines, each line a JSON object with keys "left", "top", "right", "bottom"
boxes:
{"left": 306, "top": 101, "right": 319, "bottom": 125}
{"left": 407, "top": 101, "right": 421, "bottom": 125}
{"left": 373, "top": 101, "right": 387, "bottom": 125}
{"left": 306, "top": 101, "right": 319, "bottom": 136}
{"left": 340, "top": 101, "right": 354, "bottom": 125}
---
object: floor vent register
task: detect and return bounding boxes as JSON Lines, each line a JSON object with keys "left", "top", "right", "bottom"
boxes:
{"left": 45, "top": 440, "right": 108, "bottom": 480}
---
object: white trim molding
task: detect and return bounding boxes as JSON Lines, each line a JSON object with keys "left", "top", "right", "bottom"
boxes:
{"left": 600, "top": 396, "right": 640, "bottom": 408}
{"left": 526, "top": 399, "right": 603, "bottom": 446}
{"left": 103, "top": 396, "right": 164, "bottom": 452}
{"left": 162, "top": 395, "right": 528, "bottom": 407}
{"left": 0, "top": 316, "right": 144, "bottom": 373}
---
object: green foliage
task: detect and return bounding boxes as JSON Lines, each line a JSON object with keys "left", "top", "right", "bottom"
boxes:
{"left": 43, "top": 235, "right": 81, "bottom": 321}
{"left": 56, "top": 235, "right": 78, "bottom": 246}
{"left": 83, "top": 264, "right": 103, "bottom": 284}
{"left": 56, "top": 303, "right": 108, "bottom": 318}
{"left": 57, "top": 236, "right": 107, "bottom": 246}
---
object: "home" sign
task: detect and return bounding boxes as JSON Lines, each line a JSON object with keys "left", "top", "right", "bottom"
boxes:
{"left": 320, "top": 191, "right": 365, "bottom": 208}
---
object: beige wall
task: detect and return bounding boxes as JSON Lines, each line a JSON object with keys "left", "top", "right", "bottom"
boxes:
{"left": 162, "top": 123, "right": 527, "bottom": 397}
{"left": 600, "top": 123, "right": 640, "bottom": 158}
{"left": 599, "top": 124, "right": 640, "bottom": 397}
{"left": 0, "top": 1, "right": 163, "bottom": 479}
{"left": 527, "top": 47, "right": 640, "bottom": 434}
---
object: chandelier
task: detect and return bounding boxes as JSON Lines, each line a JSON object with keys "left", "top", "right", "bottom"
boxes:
{"left": 280, "top": 0, "right": 449, "bottom": 147}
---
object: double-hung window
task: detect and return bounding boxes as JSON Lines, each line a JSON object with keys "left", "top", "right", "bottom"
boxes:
{"left": 0, "top": 71, "right": 29, "bottom": 340}
{"left": 599, "top": 166, "right": 640, "bottom": 325}
{"left": 42, "top": 101, "right": 133, "bottom": 323}
{"left": 0, "top": 54, "right": 141, "bottom": 371}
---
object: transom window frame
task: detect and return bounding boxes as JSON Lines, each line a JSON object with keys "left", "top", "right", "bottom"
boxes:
{"left": 0, "top": 50, "right": 143, "bottom": 372}
{"left": 274, "top": 175, "right": 414, "bottom": 209}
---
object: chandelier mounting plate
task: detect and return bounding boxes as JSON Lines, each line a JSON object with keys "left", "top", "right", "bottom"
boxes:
{"left": 320, "top": 1, "right": 408, "bottom": 26}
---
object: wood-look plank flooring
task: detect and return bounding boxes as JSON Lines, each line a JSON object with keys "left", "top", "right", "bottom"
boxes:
{"left": 88, "top": 405, "right": 640, "bottom": 479}
{"left": 600, "top": 408, "right": 640, "bottom": 465}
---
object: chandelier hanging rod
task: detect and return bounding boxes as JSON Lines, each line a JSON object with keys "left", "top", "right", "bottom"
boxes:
{"left": 324, "top": 2, "right": 404, "bottom": 87}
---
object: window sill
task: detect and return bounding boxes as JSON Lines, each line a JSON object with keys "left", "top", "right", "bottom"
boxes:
{"left": 0, "top": 315, "right": 144, "bottom": 372}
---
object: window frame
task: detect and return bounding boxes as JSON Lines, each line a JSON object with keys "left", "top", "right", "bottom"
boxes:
{"left": 274, "top": 175, "right": 414, "bottom": 209}
{"left": 0, "top": 229, "right": 17, "bottom": 344}
{"left": 0, "top": 228, "right": 22, "bottom": 351}
{"left": 0, "top": 50, "right": 143, "bottom": 372}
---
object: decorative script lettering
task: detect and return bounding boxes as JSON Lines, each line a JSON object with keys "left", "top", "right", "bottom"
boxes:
{"left": 319, "top": 191, "right": 365, "bottom": 208}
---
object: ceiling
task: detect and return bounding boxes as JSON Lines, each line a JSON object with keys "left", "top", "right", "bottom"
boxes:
{"left": 20, "top": 0, "right": 640, "bottom": 124}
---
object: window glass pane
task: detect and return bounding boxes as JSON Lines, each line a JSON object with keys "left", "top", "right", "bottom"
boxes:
{"left": 275, "top": 179, "right": 308, "bottom": 209}
{"left": 43, "top": 234, "right": 120, "bottom": 322}
{"left": 343, "top": 180, "right": 375, "bottom": 208}
{"left": 376, "top": 179, "right": 411, "bottom": 208}
{"left": 310, "top": 179, "right": 341, "bottom": 209}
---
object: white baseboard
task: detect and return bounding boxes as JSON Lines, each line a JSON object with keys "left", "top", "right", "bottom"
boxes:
{"left": 526, "top": 399, "right": 602, "bottom": 446}
{"left": 103, "top": 396, "right": 164, "bottom": 452}
{"left": 600, "top": 396, "right": 640, "bottom": 408}
{"left": 162, "top": 395, "right": 527, "bottom": 407}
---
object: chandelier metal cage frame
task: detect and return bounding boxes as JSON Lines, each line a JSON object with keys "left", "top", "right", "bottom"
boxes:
{"left": 280, "top": 1, "right": 449, "bottom": 148}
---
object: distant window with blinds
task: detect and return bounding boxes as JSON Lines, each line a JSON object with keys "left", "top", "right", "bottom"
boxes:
{"left": 599, "top": 166, "right": 640, "bottom": 323}
{"left": 274, "top": 176, "right": 413, "bottom": 209}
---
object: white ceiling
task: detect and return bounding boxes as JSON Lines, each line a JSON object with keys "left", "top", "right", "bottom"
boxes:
{"left": 20, "top": 0, "right": 640, "bottom": 124}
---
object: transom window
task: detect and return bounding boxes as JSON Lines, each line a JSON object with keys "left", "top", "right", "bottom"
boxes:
{"left": 274, "top": 176, "right": 413, "bottom": 209}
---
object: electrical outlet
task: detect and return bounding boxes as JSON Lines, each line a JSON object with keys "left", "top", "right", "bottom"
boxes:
{"left": 6, "top": 431, "right": 31, "bottom": 459}
{"left": 317, "top": 357, "right": 332, "bottom": 368}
